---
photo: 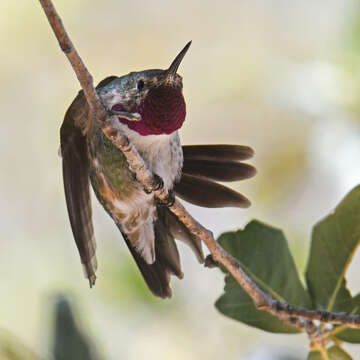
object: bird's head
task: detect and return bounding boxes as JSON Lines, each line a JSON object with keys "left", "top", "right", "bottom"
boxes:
{"left": 101, "top": 42, "right": 191, "bottom": 136}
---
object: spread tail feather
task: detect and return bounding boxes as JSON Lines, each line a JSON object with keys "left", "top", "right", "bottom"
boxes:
{"left": 182, "top": 144, "right": 254, "bottom": 161}
{"left": 178, "top": 144, "right": 255, "bottom": 208}
{"left": 122, "top": 231, "right": 173, "bottom": 298}
{"left": 182, "top": 159, "right": 256, "bottom": 182}
{"left": 157, "top": 207, "right": 204, "bottom": 263}
{"left": 174, "top": 174, "right": 251, "bottom": 208}
{"left": 154, "top": 219, "right": 183, "bottom": 279}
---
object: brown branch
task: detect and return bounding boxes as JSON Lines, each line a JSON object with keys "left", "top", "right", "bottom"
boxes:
{"left": 38, "top": 0, "right": 106, "bottom": 121}
{"left": 38, "top": 0, "right": 360, "bottom": 340}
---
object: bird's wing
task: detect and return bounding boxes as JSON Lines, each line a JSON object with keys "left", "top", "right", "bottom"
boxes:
{"left": 175, "top": 144, "right": 256, "bottom": 208}
{"left": 60, "top": 76, "right": 117, "bottom": 286}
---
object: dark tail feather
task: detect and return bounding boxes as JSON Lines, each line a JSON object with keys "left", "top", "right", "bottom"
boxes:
{"left": 118, "top": 220, "right": 183, "bottom": 299}
{"left": 182, "top": 144, "right": 254, "bottom": 161}
{"left": 120, "top": 231, "right": 172, "bottom": 299}
{"left": 175, "top": 174, "right": 251, "bottom": 208}
{"left": 182, "top": 159, "right": 256, "bottom": 182}
{"left": 154, "top": 219, "right": 183, "bottom": 279}
{"left": 157, "top": 207, "right": 204, "bottom": 263}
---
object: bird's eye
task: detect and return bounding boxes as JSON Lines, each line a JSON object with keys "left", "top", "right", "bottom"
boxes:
{"left": 137, "top": 79, "right": 145, "bottom": 91}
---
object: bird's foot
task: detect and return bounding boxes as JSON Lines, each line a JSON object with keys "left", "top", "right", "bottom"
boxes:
{"left": 130, "top": 171, "right": 137, "bottom": 182}
{"left": 144, "top": 173, "right": 164, "bottom": 194}
{"left": 156, "top": 190, "right": 175, "bottom": 207}
{"left": 152, "top": 173, "right": 164, "bottom": 191}
{"left": 204, "top": 254, "right": 219, "bottom": 268}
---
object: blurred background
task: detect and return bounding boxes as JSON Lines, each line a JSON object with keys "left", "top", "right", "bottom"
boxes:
{"left": 1, "top": 0, "right": 360, "bottom": 359}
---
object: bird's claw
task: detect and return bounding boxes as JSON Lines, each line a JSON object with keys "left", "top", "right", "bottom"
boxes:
{"left": 156, "top": 190, "right": 176, "bottom": 207}
{"left": 152, "top": 173, "right": 164, "bottom": 191}
{"left": 204, "top": 255, "right": 219, "bottom": 268}
{"left": 143, "top": 173, "right": 163, "bottom": 194}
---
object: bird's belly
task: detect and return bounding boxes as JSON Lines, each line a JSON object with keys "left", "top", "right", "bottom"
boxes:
{"left": 117, "top": 123, "right": 183, "bottom": 190}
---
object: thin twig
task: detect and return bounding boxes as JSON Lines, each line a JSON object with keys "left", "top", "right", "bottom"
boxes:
{"left": 38, "top": 0, "right": 360, "bottom": 339}
{"left": 38, "top": 0, "right": 106, "bottom": 122}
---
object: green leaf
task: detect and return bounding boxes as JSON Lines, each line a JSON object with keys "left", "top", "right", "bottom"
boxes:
{"left": 327, "top": 345, "right": 353, "bottom": 360}
{"left": 333, "top": 293, "right": 360, "bottom": 343}
{"left": 307, "top": 346, "right": 353, "bottom": 360}
{"left": 217, "top": 276, "right": 300, "bottom": 333}
{"left": 307, "top": 350, "right": 324, "bottom": 360}
{"left": 215, "top": 220, "right": 311, "bottom": 333}
{"left": 306, "top": 186, "right": 360, "bottom": 313}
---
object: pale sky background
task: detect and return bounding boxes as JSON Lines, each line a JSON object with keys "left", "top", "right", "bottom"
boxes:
{"left": 1, "top": 0, "right": 360, "bottom": 359}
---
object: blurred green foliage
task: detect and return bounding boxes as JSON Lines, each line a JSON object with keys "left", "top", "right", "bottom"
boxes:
{"left": 307, "top": 346, "right": 352, "bottom": 360}
{"left": 52, "top": 296, "right": 100, "bottom": 360}
{"left": 0, "top": 330, "right": 42, "bottom": 360}
{"left": 0, "top": 296, "right": 102, "bottom": 360}
{"left": 101, "top": 255, "right": 165, "bottom": 305}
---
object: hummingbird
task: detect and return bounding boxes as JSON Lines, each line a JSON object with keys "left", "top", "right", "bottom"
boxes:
{"left": 60, "top": 41, "right": 256, "bottom": 298}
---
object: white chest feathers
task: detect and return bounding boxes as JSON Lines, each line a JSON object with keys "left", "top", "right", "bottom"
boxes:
{"left": 117, "top": 123, "right": 183, "bottom": 190}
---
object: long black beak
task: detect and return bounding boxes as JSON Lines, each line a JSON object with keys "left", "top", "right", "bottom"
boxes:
{"left": 167, "top": 41, "right": 192, "bottom": 76}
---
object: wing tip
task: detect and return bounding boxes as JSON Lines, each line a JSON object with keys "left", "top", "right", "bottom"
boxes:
{"left": 152, "top": 284, "right": 173, "bottom": 299}
{"left": 88, "top": 274, "right": 97, "bottom": 288}
{"left": 176, "top": 270, "right": 185, "bottom": 279}
{"left": 86, "top": 273, "right": 96, "bottom": 289}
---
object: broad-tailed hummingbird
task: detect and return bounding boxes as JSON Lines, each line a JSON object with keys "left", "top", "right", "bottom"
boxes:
{"left": 60, "top": 42, "right": 256, "bottom": 298}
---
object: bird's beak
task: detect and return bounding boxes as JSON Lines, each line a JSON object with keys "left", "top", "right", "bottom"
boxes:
{"left": 166, "top": 41, "right": 192, "bottom": 77}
